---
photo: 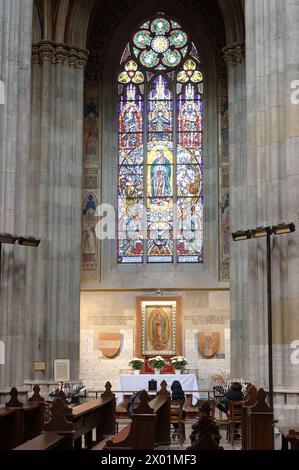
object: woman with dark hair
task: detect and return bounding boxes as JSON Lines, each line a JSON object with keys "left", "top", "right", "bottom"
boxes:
{"left": 170, "top": 381, "right": 186, "bottom": 440}
{"left": 171, "top": 380, "right": 185, "bottom": 401}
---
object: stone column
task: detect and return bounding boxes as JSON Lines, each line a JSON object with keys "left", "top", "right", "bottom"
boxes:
{"left": 24, "top": 42, "right": 88, "bottom": 385}
{"left": 245, "top": 0, "right": 299, "bottom": 421}
{"left": 223, "top": 43, "right": 248, "bottom": 379}
{"left": 0, "top": 0, "right": 33, "bottom": 390}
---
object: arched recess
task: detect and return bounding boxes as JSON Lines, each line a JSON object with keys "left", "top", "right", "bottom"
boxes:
{"left": 32, "top": 0, "right": 97, "bottom": 47}
{"left": 65, "top": 0, "right": 97, "bottom": 48}
{"left": 32, "top": 0, "right": 43, "bottom": 42}
{"left": 82, "top": 0, "right": 229, "bottom": 288}
{"left": 55, "top": 0, "right": 72, "bottom": 43}
{"left": 217, "top": 0, "right": 245, "bottom": 45}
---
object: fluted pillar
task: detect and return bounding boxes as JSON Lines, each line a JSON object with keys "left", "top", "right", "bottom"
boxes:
{"left": 245, "top": 0, "right": 299, "bottom": 422}
{"left": 0, "top": 0, "right": 33, "bottom": 389}
{"left": 24, "top": 42, "right": 88, "bottom": 384}
{"left": 223, "top": 43, "right": 248, "bottom": 378}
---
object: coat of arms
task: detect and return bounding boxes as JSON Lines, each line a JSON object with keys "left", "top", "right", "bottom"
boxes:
{"left": 198, "top": 332, "right": 220, "bottom": 358}
{"left": 99, "top": 333, "right": 122, "bottom": 358}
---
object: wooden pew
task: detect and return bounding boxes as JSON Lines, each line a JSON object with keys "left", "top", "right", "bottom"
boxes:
{"left": 242, "top": 388, "right": 274, "bottom": 450}
{"left": 0, "top": 407, "right": 23, "bottom": 450}
{"left": 241, "top": 384, "right": 257, "bottom": 450}
{"left": 13, "top": 382, "right": 115, "bottom": 450}
{"left": 153, "top": 380, "right": 171, "bottom": 445}
{"left": 70, "top": 382, "right": 116, "bottom": 449}
{"left": 14, "top": 432, "right": 73, "bottom": 450}
{"left": 23, "top": 386, "right": 45, "bottom": 442}
{"left": 14, "top": 397, "right": 74, "bottom": 450}
{"left": 0, "top": 386, "right": 45, "bottom": 450}
{"left": 103, "top": 384, "right": 170, "bottom": 450}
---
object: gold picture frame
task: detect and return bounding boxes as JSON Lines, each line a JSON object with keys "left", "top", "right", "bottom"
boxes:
{"left": 136, "top": 297, "right": 181, "bottom": 357}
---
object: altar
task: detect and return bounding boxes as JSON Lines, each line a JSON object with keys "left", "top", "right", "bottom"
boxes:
{"left": 116, "top": 374, "right": 200, "bottom": 405}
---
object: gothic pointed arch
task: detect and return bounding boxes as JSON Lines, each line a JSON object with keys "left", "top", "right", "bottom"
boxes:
{"left": 117, "top": 14, "right": 204, "bottom": 264}
{"left": 82, "top": 1, "right": 227, "bottom": 286}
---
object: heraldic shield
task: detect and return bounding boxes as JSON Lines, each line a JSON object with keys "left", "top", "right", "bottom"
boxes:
{"left": 99, "top": 333, "right": 121, "bottom": 358}
{"left": 198, "top": 332, "right": 220, "bottom": 358}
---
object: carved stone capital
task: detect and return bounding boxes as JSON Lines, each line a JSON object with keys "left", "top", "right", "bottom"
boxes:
{"left": 55, "top": 44, "right": 68, "bottom": 65}
{"left": 32, "top": 42, "right": 89, "bottom": 69}
{"left": 223, "top": 42, "right": 245, "bottom": 67}
{"left": 32, "top": 45, "right": 40, "bottom": 65}
{"left": 38, "top": 41, "right": 55, "bottom": 63}
{"left": 76, "top": 50, "right": 89, "bottom": 69}
{"left": 68, "top": 48, "right": 79, "bottom": 67}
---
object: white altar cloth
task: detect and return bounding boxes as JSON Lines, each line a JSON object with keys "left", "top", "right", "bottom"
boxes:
{"left": 116, "top": 374, "right": 199, "bottom": 405}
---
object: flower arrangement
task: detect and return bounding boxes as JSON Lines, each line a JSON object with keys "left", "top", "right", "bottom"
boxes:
{"left": 148, "top": 356, "right": 168, "bottom": 370}
{"left": 128, "top": 358, "right": 144, "bottom": 370}
{"left": 170, "top": 356, "right": 188, "bottom": 370}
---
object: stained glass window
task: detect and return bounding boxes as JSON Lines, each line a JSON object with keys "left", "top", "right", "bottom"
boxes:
{"left": 118, "top": 13, "right": 204, "bottom": 264}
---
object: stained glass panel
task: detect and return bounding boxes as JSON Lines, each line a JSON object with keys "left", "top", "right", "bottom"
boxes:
{"left": 181, "top": 46, "right": 189, "bottom": 59}
{"left": 119, "top": 165, "right": 143, "bottom": 198}
{"left": 147, "top": 147, "right": 174, "bottom": 198}
{"left": 118, "top": 14, "right": 204, "bottom": 264}
{"left": 191, "top": 42, "right": 200, "bottom": 62}
{"left": 177, "top": 165, "right": 202, "bottom": 197}
{"left": 148, "top": 133, "right": 172, "bottom": 143}
{"left": 171, "top": 20, "right": 181, "bottom": 29}
{"left": 119, "top": 133, "right": 143, "bottom": 149}
{"left": 178, "top": 132, "right": 202, "bottom": 148}
{"left": 118, "top": 197, "right": 145, "bottom": 232}
{"left": 120, "top": 43, "right": 131, "bottom": 64}
{"left": 133, "top": 46, "right": 141, "bottom": 59}
{"left": 178, "top": 100, "right": 202, "bottom": 129}
{"left": 147, "top": 240, "right": 173, "bottom": 263}
{"left": 140, "top": 21, "right": 150, "bottom": 29}
{"left": 119, "top": 100, "right": 143, "bottom": 133}
{"left": 118, "top": 236, "right": 144, "bottom": 263}
{"left": 119, "top": 147, "right": 143, "bottom": 165}
{"left": 133, "top": 30, "right": 152, "bottom": 49}
{"left": 149, "top": 76, "right": 172, "bottom": 100}
{"left": 148, "top": 101, "right": 173, "bottom": 133}
{"left": 162, "top": 50, "right": 181, "bottom": 68}
{"left": 140, "top": 50, "right": 159, "bottom": 68}
{"left": 151, "top": 36, "right": 170, "bottom": 54}
{"left": 151, "top": 17, "right": 171, "bottom": 34}
{"left": 177, "top": 147, "right": 202, "bottom": 164}
{"left": 176, "top": 198, "right": 203, "bottom": 262}
{"left": 170, "top": 30, "right": 187, "bottom": 48}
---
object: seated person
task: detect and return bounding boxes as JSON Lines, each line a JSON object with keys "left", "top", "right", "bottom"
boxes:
{"left": 216, "top": 382, "right": 243, "bottom": 415}
{"left": 126, "top": 390, "right": 142, "bottom": 416}
{"left": 171, "top": 380, "right": 185, "bottom": 402}
{"left": 171, "top": 381, "right": 186, "bottom": 436}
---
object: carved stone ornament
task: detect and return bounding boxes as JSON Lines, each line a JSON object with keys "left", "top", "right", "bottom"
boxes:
{"left": 223, "top": 42, "right": 245, "bottom": 67}
{"left": 198, "top": 332, "right": 220, "bottom": 358}
{"left": 32, "top": 41, "right": 89, "bottom": 68}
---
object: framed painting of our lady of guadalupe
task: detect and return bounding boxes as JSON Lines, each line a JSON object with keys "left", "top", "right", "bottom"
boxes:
{"left": 135, "top": 297, "right": 182, "bottom": 357}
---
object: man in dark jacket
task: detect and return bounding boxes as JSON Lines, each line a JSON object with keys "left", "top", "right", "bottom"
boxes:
{"left": 216, "top": 382, "right": 243, "bottom": 415}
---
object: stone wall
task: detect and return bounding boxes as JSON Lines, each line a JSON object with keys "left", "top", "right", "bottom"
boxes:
{"left": 80, "top": 290, "right": 230, "bottom": 390}
{"left": 228, "top": 0, "right": 299, "bottom": 423}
